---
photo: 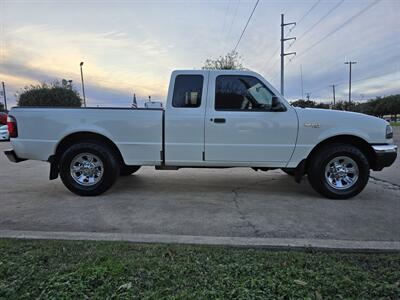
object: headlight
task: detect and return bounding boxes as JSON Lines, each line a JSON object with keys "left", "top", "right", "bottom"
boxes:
{"left": 386, "top": 125, "right": 393, "bottom": 139}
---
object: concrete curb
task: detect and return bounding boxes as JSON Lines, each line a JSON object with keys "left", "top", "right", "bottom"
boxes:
{"left": 0, "top": 230, "right": 399, "bottom": 252}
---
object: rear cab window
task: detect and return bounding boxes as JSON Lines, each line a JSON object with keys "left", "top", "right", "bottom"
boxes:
{"left": 172, "top": 75, "right": 204, "bottom": 108}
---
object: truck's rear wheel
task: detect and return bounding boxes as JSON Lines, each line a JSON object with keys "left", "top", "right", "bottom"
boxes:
{"left": 59, "top": 142, "right": 120, "bottom": 196}
{"left": 120, "top": 166, "right": 141, "bottom": 176}
{"left": 307, "top": 144, "right": 370, "bottom": 199}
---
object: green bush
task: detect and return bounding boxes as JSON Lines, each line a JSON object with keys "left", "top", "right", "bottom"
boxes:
{"left": 17, "top": 80, "right": 82, "bottom": 107}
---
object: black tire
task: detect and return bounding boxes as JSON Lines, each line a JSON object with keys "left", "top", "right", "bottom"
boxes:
{"left": 281, "top": 168, "right": 296, "bottom": 176}
{"left": 120, "top": 166, "right": 141, "bottom": 176}
{"left": 59, "top": 141, "right": 120, "bottom": 196}
{"left": 307, "top": 143, "right": 370, "bottom": 199}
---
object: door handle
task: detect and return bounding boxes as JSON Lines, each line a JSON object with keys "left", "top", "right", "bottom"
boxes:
{"left": 213, "top": 118, "right": 226, "bottom": 123}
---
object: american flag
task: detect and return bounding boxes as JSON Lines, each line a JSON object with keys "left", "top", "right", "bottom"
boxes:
{"left": 132, "top": 93, "right": 137, "bottom": 108}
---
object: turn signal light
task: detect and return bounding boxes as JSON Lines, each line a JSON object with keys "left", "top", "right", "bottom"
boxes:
{"left": 7, "top": 115, "right": 18, "bottom": 138}
{"left": 386, "top": 125, "right": 393, "bottom": 139}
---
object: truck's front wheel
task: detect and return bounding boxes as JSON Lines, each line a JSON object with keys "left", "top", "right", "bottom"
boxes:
{"left": 59, "top": 142, "right": 120, "bottom": 196}
{"left": 307, "top": 144, "right": 370, "bottom": 199}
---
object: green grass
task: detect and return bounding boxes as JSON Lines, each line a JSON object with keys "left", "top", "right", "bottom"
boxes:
{"left": 0, "top": 239, "right": 399, "bottom": 299}
{"left": 390, "top": 122, "right": 400, "bottom": 127}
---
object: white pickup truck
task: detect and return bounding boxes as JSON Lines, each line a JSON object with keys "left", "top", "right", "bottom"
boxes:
{"left": 5, "top": 70, "right": 397, "bottom": 199}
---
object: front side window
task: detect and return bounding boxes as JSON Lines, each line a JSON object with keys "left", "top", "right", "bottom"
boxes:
{"left": 215, "top": 75, "right": 276, "bottom": 111}
{"left": 172, "top": 75, "right": 203, "bottom": 108}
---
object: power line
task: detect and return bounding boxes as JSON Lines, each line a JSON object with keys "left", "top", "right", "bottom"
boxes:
{"left": 295, "top": 0, "right": 382, "bottom": 61}
{"left": 267, "top": 0, "right": 320, "bottom": 69}
{"left": 219, "top": 0, "right": 232, "bottom": 54}
{"left": 262, "top": 45, "right": 280, "bottom": 73}
{"left": 226, "top": 0, "right": 241, "bottom": 48}
{"left": 289, "top": 0, "right": 345, "bottom": 49}
{"left": 233, "top": 0, "right": 260, "bottom": 52}
{"left": 291, "top": 0, "right": 322, "bottom": 31}
{"left": 221, "top": 0, "right": 232, "bottom": 37}
{"left": 350, "top": 71, "right": 398, "bottom": 85}
{"left": 309, "top": 70, "right": 397, "bottom": 97}
{"left": 265, "top": 0, "right": 321, "bottom": 79}
{"left": 289, "top": 38, "right": 399, "bottom": 75}
{"left": 269, "top": 68, "right": 281, "bottom": 83}
{"left": 300, "top": 0, "right": 345, "bottom": 41}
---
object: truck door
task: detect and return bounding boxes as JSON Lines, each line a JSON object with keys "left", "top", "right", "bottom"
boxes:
{"left": 204, "top": 72, "right": 298, "bottom": 166}
{"left": 165, "top": 71, "right": 208, "bottom": 165}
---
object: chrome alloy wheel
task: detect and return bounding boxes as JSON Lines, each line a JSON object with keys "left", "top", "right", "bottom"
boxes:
{"left": 324, "top": 156, "right": 359, "bottom": 190}
{"left": 70, "top": 153, "right": 104, "bottom": 186}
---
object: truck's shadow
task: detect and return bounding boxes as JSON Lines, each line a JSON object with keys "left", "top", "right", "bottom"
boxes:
{"left": 112, "top": 172, "right": 320, "bottom": 199}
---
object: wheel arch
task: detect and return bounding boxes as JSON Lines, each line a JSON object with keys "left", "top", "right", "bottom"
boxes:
{"left": 305, "top": 134, "right": 376, "bottom": 171}
{"left": 53, "top": 131, "right": 126, "bottom": 168}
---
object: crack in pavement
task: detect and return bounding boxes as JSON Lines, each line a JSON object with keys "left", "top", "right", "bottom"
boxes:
{"left": 231, "top": 189, "right": 263, "bottom": 237}
{"left": 231, "top": 179, "right": 268, "bottom": 238}
{"left": 370, "top": 176, "right": 400, "bottom": 191}
{"left": 229, "top": 176, "right": 400, "bottom": 238}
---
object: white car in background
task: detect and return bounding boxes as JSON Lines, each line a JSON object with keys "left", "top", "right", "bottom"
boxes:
{"left": 0, "top": 125, "right": 9, "bottom": 141}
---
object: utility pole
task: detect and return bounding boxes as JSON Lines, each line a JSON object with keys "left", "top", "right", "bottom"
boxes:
{"left": 280, "top": 13, "right": 296, "bottom": 96}
{"left": 344, "top": 61, "right": 357, "bottom": 103}
{"left": 1, "top": 82, "right": 7, "bottom": 111}
{"left": 80, "top": 62, "right": 86, "bottom": 107}
{"left": 306, "top": 92, "right": 311, "bottom": 101}
{"left": 331, "top": 84, "right": 336, "bottom": 106}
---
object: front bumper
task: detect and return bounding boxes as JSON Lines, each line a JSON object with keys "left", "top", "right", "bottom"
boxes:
{"left": 4, "top": 149, "right": 27, "bottom": 163}
{"left": 372, "top": 144, "right": 397, "bottom": 170}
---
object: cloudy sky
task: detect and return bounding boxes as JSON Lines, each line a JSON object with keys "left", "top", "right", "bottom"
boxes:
{"left": 0, "top": 0, "right": 399, "bottom": 108}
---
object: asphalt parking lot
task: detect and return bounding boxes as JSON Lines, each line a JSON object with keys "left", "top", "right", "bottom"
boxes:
{"left": 0, "top": 128, "right": 399, "bottom": 244}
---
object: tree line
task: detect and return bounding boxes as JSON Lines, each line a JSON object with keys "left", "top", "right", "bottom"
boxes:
{"left": 291, "top": 95, "right": 400, "bottom": 121}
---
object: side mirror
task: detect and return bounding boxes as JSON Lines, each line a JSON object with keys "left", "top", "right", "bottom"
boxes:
{"left": 271, "top": 96, "right": 286, "bottom": 112}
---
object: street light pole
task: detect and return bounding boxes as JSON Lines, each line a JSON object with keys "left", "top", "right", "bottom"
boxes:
{"left": 80, "top": 62, "right": 86, "bottom": 107}
{"left": 1, "top": 82, "right": 7, "bottom": 111}
{"left": 344, "top": 61, "right": 357, "bottom": 103}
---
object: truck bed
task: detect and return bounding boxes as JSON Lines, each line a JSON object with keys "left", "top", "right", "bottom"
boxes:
{"left": 10, "top": 107, "right": 164, "bottom": 166}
